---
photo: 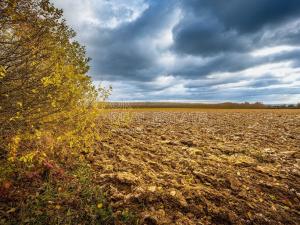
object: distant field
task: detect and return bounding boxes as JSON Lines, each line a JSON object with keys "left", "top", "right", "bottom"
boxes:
{"left": 108, "top": 102, "right": 300, "bottom": 109}
{"left": 107, "top": 107, "right": 300, "bottom": 113}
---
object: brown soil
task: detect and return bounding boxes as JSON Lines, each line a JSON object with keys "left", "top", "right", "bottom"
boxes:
{"left": 93, "top": 109, "right": 300, "bottom": 225}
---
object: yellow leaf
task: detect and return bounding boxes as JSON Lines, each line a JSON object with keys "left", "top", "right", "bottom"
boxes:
{"left": 97, "top": 203, "right": 103, "bottom": 209}
{"left": 8, "top": 157, "right": 15, "bottom": 162}
{"left": 0, "top": 66, "right": 6, "bottom": 79}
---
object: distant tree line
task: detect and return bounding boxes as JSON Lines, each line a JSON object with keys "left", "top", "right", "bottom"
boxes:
{"left": 108, "top": 102, "right": 300, "bottom": 109}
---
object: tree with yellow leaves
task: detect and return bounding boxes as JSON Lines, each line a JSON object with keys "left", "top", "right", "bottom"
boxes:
{"left": 0, "top": 0, "right": 109, "bottom": 163}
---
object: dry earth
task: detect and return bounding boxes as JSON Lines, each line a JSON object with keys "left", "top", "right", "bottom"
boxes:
{"left": 92, "top": 109, "right": 300, "bottom": 225}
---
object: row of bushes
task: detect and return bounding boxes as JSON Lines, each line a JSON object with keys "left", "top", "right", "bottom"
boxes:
{"left": 0, "top": 0, "right": 110, "bottom": 167}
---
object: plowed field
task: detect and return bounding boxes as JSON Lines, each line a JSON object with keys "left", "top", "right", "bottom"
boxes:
{"left": 92, "top": 109, "right": 300, "bottom": 224}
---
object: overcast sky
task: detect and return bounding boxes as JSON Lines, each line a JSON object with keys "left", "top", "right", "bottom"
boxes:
{"left": 52, "top": 0, "right": 300, "bottom": 103}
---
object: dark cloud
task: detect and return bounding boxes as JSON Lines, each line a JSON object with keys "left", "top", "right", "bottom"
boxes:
{"left": 172, "top": 18, "right": 249, "bottom": 56}
{"left": 171, "top": 49, "right": 300, "bottom": 79}
{"left": 173, "top": 0, "right": 300, "bottom": 56}
{"left": 181, "top": 0, "right": 300, "bottom": 33}
{"left": 171, "top": 53, "right": 258, "bottom": 78}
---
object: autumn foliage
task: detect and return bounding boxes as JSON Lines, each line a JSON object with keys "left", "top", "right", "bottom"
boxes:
{"left": 0, "top": 0, "right": 108, "bottom": 165}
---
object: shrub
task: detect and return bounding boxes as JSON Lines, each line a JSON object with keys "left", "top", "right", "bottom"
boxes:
{"left": 0, "top": 0, "right": 109, "bottom": 164}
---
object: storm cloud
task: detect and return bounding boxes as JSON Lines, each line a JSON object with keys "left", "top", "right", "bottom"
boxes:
{"left": 52, "top": 0, "right": 300, "bottom": 103}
